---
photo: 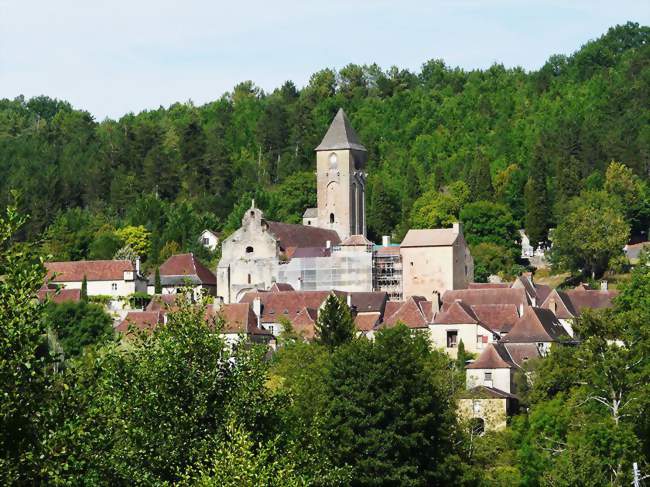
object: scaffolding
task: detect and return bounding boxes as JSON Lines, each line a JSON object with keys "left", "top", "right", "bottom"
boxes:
{"left": 372, "top": 245, "right": 403, "bottom": 301}
{"left": 278, "top": 246, "right": 373, "bottom": 292}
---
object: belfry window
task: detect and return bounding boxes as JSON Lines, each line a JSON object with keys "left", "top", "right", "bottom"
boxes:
{"left": 246, "top": 246, "right": 254, "bottom": 254}
{"left": 329, "top": 213, "right": 335, "bottom": 224}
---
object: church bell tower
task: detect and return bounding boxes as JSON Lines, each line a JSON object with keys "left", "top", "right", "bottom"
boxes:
{"left": 314, "top": 108, "right": 367, "bottom": 240}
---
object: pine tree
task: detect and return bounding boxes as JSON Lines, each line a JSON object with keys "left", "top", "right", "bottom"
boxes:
{"left": 525, "top": 145, "right": 551, "bottom": 247}
{"left": 468, "top": 149, "right": 494, "bottom": 201}
{"left": 81, "top": 275, "right": 88, "bottom": 302}
{"left": 456, "top": 339, "right": 467, "bottom": 370}
{"left": 154, "top": 267, "right": 162, "bottom": 295}
{"left": 315, "top": 294, "right": 355, "bottom": 349}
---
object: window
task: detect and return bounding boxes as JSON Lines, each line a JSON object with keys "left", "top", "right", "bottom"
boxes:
{"left": 329, "top": 213, "right": 335, "bottom": 224}
{"left": 245, "top": 246, "right": 254, "bottom": 254}
{"left": 484, "top": 372, "right": 492, "bottom": 382}
{"left": 247, "top": 274, "right": 251, "bottom": 284}
{"left": 111, "top": 283, "right": 118, "bottom": 291}
{"left": 202, "top": 237, "right": 209, "bottom": 245}
{"left": 446, "top": 330, "right": 458, "bottom": 348}
{"left": 469, "top": 417, "right": 485, "bottom": 436}
{"left": 250, "top": 211, "right": 255, "bottom": 217}
{"left": 307, "top": 220, "right": 311, "bottom": 225}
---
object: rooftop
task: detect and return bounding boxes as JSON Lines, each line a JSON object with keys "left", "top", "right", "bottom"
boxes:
{"left": 315, "top": 108, "right": 366, "bottom": 152}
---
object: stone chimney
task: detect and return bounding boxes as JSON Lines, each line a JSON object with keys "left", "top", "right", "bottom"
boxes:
{"left": 326, "top": 240, "right": 331, "bottom": 249}
{"left": 347, "top": 293, "right": 352, "bottom": 308}
{"left": 252, "top": 297, "right": 262, "bottom": 320}
{"left": 452, "top": 222, "right": 461, "bottom": 233}
{"left": 382, "top": 235, "right": 391, "bottom": 246}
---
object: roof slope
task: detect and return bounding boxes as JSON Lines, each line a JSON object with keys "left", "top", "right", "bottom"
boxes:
{"left": 383, "top": 296, "right": 431, "bottom": 329}
{"left": 207, "top": 303, "right": 272, "bottom": 336}
{"left": 467, "top": 343, "right": 516, "bottom": 369}
{"left": 46, "top": 260, "right": 134, "bottom": 282}
{"left": 266, "top": 221, "right": 341, "bottom": 251}
{"left": 116, "top": 311, "right": 164, "bottom": 334}
{"left": 442, "top": 288, "right": 529, "bottom": 308}
{"left": 501, "top": 307, "right": 570, "bottom": 343}
{"left": 157, "top": 253, "right": 216, "bottom": 286}
{"left": 471, "top": 304, "right": 520, "bottom": 333}
{"left": 434, "top": 300, "right": 480, "bottom": 325}
{"left": 37, "top": 287, "right": 81, "bottom": 304}
{"left": 400, "top": 228, "right": 459, "bottom": 248}
{"left": 565, "top": 288, "right": 618, "bottom": 313}
{"left": 315, "top": 108, "right": 366, "bottom": 152}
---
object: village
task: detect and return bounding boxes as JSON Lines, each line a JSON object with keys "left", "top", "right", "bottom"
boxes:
{"left": 38, "top": 109, "right": 628, "bottom": 434}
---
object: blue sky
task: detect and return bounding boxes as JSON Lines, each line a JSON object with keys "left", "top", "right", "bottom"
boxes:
{"left": 1, "top": 0, "right": 648, "bottom": 120}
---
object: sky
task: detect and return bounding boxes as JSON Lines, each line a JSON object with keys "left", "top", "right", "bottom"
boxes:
{"left": 1, "top": 0, "right": 648, "bottom": 120}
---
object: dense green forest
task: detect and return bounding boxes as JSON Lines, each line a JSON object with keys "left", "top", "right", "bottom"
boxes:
{"left": 1, "top": 22, "right": 649, "bottom": 275}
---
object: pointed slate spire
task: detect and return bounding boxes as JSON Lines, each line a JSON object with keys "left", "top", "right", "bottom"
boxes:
{"left": 315, "top": 108, "right": 366, "bottom": 152}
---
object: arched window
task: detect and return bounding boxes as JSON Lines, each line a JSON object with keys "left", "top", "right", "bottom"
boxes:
{"left": 246, "top": 246, "right": 254, "bottom": 254}
{"left": 469, "top": 417, "right": 485, "bottom": 436}
{"left": 249, "top": 210, "right": 255, "bottom": 217}
{"left": 329, "top": 213, "right": 335, "bottom": 224}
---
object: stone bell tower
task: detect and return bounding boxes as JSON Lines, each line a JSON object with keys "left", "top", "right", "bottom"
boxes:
{"left": 314, "top": 108, "right": 367, "bottom": 240}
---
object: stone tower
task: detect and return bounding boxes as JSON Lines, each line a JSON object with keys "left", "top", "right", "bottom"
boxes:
{"left": 314, "top": 108, "right": 367, "bottom": 240}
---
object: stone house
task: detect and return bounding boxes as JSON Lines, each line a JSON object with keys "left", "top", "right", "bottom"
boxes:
{"left": 45, "top": 260, "right": 147, "bottom": 309}
{"left": 199, "top": 229, "right": 220, "bottom": 252}
{"left": 400, "top": 224, "right": 474, "bottom": 302}
{"left": 148, "top": 253, "right": 216, "bottom": 299}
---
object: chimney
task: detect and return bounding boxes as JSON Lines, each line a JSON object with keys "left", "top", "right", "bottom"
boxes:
{"left": 600, "top": 280, "right": 608, "bottom": 291}
{"left": 326, "top": 240, "right": 331, "bottom": 249}
{"left": 382, "top": 235, "right": 391, "bottom": 247}
{"left": 347, "top": 293, "right": 352, "bottom": 308}
{"left": 452, "top": 222, "right": 460, "bottom": 233}
{"left": 252, "top": 297, "right": 262, "bottom": 320}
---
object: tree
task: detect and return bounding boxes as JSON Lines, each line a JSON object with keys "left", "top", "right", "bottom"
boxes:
{"left": 323, "top": 325, "right": 462, "bottom": 485}
{"left": 154, "top": 267, "right": 162, "bottom": 294}
{"left": 80, "top": 275, "right": 88, "bottom": 302}
{"left": 459, "top": 201, "right": 519, "bottom": 254}
{"left": 551, "top": 191, "right": 629, "bottom": 277}
{"left": 367, "top": 178, "right": 400, "bottom": 239}
{"left": 470, "top": 242, "right": 516, "bottom": 279}
{"left": 43, "top": 301, "right": 113, "bottom": 357}
{"left": 115, "top": 225, "right": 150, "bottom": 259}
{"left": 409, "top": 181, "right": 470, "bottom": 231}
{"left": 315, "top": 294, "right": 355, "bottom": 349}
{"left": 467, "top": 150, "right": 494, "bottom": 201}
{"left": 0, "top": 205, "right": 52, "bottom": 482}
{"left": 524, "top": 148, "right": 550, "bottom": 246}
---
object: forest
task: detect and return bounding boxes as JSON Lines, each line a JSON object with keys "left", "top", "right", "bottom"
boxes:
{"left": 0, "top": 22, "right": 648, "bottom": 278}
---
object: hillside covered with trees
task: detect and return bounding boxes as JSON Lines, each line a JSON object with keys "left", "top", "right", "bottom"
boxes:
{"left": 1, "top": 22, "right": 649, "bottom": 276}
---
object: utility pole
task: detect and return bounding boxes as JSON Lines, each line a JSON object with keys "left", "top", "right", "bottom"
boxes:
{"left": 633, "top": 462, "right": 640, "bottom": 487}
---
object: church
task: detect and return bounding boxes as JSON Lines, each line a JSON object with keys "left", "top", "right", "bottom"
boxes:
{"left": 216, "top": 109, "right": 473, "bottom": 304}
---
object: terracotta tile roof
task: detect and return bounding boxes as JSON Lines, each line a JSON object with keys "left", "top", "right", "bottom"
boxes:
{"left": 37, "top": 286, "right": 81, "bottom": 304}
{"left": 383, "top": 296, "right": 431, "bottom": 329}
{"left": 239, "top": 290, "right": 344, "bottom": 323}
{"left": 266, "top": 221, "right": 341, "bottom": 251}
{"left": 461, "top": 385, "right": 518, "bottom": 400}
{"left": 540, "top": 289, "right": 578, "bottom": 319}
{"left": 503, "top": 343, "right": 542, "bottom": 367}
{"left": 400, "top": 228, "right": 459, "bottom": 247}
{"left": 157, "top": 253, "right": 216, "bottom": 286}
{"left": 116, "top": 311, "right": 164, "bottom": 334}
{"left": 434, "top": 300, "right": 480, "bottom": 325}
{"left": 501, "top": 307, "right": 570, "bottom": 343}
{"left": 145, "top": 294, "right": 180, "bottom": 312}
{"left": 46, "top": 260, "right": 135, "bottom": 282}
{"left": 442, "top": 288, "right": 529, "bottom": 308}
{"left": 290, "top": 247, "right": 331, "bottom": 258}
{"left": 383, "top": 301, "right": 403, "bottom": 318}
{"left": 468, "top": 283, "right": 511, "bottom": 289}
{"left": 340, "top": 234, "right": 373, "bottom": 246}
{"left": 564, "top": 288, "right": 618, "bottom": 313}
{"left": 355, "top": 312, "right": 381, "bottom": 332}
{"left": 207, "top": 303, "right": 272, "bottom": 336}
{"left": 292, "top": 307, "right": 319, "bottom": 340}
{"left": 534, "top": 284, "right": 552, "bottom": 304}
{"left": 269, "top": 282, "right": 295, "bottom": 292}
{"left": 470, "top": 304, "right": 520, "bottom": 333}
{"left": 418, "top": 301, "right": 436, "bottom": 323}
{"left": 349, "top": 292, "right": 387, "bottom": 313}
{"left": 467, "top": 343, "right": 516, "bottom": 369}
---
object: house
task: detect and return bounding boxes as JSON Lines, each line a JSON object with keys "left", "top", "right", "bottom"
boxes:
{"left": 540, "top": 285, "right": 618, "bottom": 337}
{"left": 500, "top": 307, "right": 573, "bottom": 356}
{"left": 520, "top": 230, "right": 534, "bottom": 258}
{"left": 442, "top": 287, "right": 530, "bottom": 313}
{"left": 116, "top": 310, "right": 165, "bottom": 334}
{"left": 199, "top": 229, "right": 220, "bottom": 252}
{"left": 45, "top": 260, "right": 147, "bottom": 309}
{"left": 430, "top": 300, "right": 499, "bottom": 358}
{"left": 400, "top": 224, "right": 474, "bottom": 302}
{"left": 458, "top": 386, "right": 518, "bottom": 433}
{"left": 148, "top": 253, "right": 217, "bottom": 299}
